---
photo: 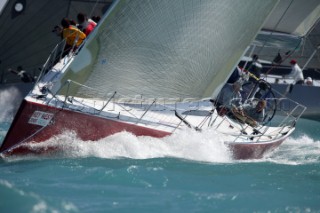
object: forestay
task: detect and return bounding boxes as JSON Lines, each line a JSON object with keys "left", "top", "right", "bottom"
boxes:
{"left": 58, "top": 0, "right": 278, "bottom": 101}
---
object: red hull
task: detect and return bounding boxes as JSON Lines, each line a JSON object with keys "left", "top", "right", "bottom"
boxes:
{"left": 227, "top": 139, "right": 285, "bottom": 160}
{"left": 0, "top": 100, "right": 170, "bottom": 155}
{"left": 0, "top": 100, "right": 288, "bottom": 159}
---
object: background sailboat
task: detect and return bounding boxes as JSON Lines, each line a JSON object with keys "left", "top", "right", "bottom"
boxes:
{"left": 0, "top": 0, "right": 112, "bottom": 84}
{"left": 0, "top": 0, "right": 112, "bottom": 118}
{"left": 241, "top": 0, "right": 320, "bottom": 120}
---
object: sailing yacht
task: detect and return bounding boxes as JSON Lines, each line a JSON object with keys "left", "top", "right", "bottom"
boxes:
{"left": 0, "top": 0, "right": 306, "bottom": 159}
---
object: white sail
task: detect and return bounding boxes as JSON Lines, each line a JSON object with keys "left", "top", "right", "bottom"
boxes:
{"left": 59, "top": 0, "right": 278, "bottom": 100}
{"left": 262, "top": 0, "right": 320, "bottom": 37}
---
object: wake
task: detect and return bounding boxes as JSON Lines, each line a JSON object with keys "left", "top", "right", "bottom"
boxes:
{"left": 266, "top": 134, "right": 320, "bottom": 165}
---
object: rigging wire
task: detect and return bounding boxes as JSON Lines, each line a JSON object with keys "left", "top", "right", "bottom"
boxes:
{"left": 256, "top": 0, "right": 311, "bottom": 75}
{"left": 257, "top": 0, "right": 295, "bottom": 56}
{"left": 89, "top": 0, "right": 100, "bottom": 18}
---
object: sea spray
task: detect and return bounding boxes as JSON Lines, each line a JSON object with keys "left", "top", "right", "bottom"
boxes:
{"left": 5, "top": 129, "right": 320, "bottom": 165}
{"left": 0, "top": 87, "right": 22, "bottom": 122}
{"left": 0, "top": 87, "right": 22, "bottom": 144}
{"left": 266, "top": 134, "right": 320, "bottom": 164}
{"left": 8, "top": 128, "right": 233, "bottom": 162}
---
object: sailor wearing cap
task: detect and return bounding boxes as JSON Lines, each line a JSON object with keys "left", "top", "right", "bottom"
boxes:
{"left": 287, "top": 59, "right": 304, "bottom": 84}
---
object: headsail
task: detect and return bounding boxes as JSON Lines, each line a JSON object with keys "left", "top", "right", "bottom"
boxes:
{"left": 58, "top": 0, "right": 279, "bottom": 100}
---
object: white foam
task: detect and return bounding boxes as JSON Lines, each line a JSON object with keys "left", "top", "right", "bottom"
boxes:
{"left": 19, "top": 128, "right": 233, "bottom": 163}
{"left": 6, "top": 128, "right": 319, "bottom": 164}
{"left": 266, "top": 134, "right": 320, "bottom": 165}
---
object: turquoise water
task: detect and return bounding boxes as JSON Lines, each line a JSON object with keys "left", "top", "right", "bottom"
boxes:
{"left": 1, "top": 92, "right": 320, "bottom": 212}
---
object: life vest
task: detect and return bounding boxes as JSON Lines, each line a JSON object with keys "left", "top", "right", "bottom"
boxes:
{"left": 83, "top": 20, "right": 97, "bottom": 36}
{"left": 62, "top": 26, "right": 86, "bottom": 47}
{"left": 78, "top": 20, "right": 97, "bottom": 36}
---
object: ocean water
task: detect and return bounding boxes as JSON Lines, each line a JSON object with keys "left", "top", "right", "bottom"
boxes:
{"left": 0, "top": 90, "right": 320, "bottom": 213}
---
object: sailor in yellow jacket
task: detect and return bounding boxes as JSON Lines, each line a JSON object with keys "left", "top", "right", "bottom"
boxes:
{"left": 61, "top": 18, "right": 86, "bottom": 49}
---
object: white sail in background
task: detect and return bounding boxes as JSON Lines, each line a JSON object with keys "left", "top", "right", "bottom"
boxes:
{"left": 262, "top": 0, "right": 320, "bottom": 37}
{"left": 59, "top": 0, "right": 278, "bottom": 100}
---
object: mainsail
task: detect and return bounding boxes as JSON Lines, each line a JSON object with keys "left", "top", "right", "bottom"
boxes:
{"left": 58, "top": 0, "right": 278, "bottom": 100}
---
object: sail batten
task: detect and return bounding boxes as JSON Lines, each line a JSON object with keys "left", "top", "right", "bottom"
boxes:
{"left": 59, "top": 0, "right": 279, "bottom": 100}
